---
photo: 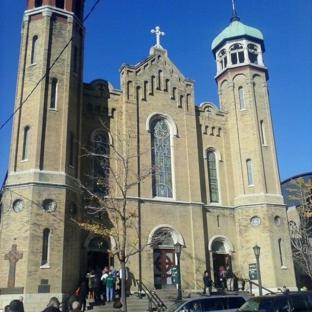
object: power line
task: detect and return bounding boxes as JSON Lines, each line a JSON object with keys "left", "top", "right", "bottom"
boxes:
{"left": 0, "top": 0, "right": 101, "bottom": 131}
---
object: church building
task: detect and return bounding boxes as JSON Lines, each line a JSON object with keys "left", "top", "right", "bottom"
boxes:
{"left": 0, "top": 1, "right": 296, "bottom": 310}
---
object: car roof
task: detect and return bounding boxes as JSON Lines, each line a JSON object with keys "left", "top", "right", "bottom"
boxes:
{"left": 180, "top": 295, "right": 247, "bottom": 302}
{"left": 248, "top": 291, "right": 312, "bottom": 299}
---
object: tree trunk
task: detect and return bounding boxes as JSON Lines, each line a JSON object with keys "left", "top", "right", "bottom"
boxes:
{"left": 120, "top": 261, "right": 127, "bottom": 312}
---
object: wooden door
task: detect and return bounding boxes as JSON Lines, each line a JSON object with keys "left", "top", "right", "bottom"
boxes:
{"left": 153, "top": 249, "right": 175, "bottom": 289}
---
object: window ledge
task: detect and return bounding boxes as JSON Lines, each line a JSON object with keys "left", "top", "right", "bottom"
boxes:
{"left": 281, "top": 265, "right": 288, "bottom": 270}
{"left": 21, "top": 159, "right": 29, "bottom": 163}
{"left": 40, "top": 264, "right": 51, "bottom": 269}
{"left": 248, "top": 184, "right": 255, "bottom": 187}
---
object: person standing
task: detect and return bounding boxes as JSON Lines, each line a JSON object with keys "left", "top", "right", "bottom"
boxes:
{"left": 203, "top": 270, "right": 212, "bottom": 296}
{"left": 105, "top": 271, "right": 115, "bottom": 302}
{"left": 226, "top": 266, "right": 234, "bottom": 291}
{"left": 77, "top": 281, "right": 88, "bottom": 312}
{"left": 220, "top": 266, "right": 227, "bottom": 289}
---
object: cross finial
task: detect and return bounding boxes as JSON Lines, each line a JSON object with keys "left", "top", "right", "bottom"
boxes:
{"left": 230, "top": 0, "right": 240, "bottom": 22}
{"left": 151, "top": 26, "right": 165, "bottom": 48}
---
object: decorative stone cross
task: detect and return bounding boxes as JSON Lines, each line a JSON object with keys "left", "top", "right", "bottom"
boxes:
{"left": 151, "top": 26, "right": 165, "bottom": 48}
{"left": 4, "top": 244, "right": 23, "bottom": 288}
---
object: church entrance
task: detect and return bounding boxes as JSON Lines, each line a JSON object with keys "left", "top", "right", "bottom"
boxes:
{"left": 212, "top": 253, "right": 229, "bottom": 285}
{"left": 87, "top": 250, "right": 110, "bottom": 271}
{"left": 153, "top": 249, "right": 176, "bottom": 289}
{"left": 87, "top": 236, "right": 111, "bottom": 272}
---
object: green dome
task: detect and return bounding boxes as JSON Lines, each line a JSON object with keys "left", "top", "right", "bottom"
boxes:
{"left": 211, "top": 20, "right": 264, "bottom": 51}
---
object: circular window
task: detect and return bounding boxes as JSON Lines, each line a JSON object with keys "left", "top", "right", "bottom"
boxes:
{"left": 250, "top": 216, "right": 261, "bottom": 227}
{"left": 42, "top": 199, "right": 57, "bottom": 212}
{"left": 274, "top": 216, "right": 281, "bottom": 226}
{"left": 13, "top": 199, "right": 24, "bottom": 212}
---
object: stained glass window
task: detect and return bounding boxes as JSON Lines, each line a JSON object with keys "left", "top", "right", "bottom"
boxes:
{"left": 151, "top": 119, "right": 173, "bottom": 198}
{"left": 93, "top": 134, "right": 109, "bottom": 194}
{"left": 208, "top": 151, "right": 219, "bottom": 203}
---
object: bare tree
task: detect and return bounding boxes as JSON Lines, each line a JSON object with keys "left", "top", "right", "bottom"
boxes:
{"left": 287, "top": 177, "right": 312, "bottom": 278}
{"left": 75, "top": 121, "right": 168, "bottom": 311}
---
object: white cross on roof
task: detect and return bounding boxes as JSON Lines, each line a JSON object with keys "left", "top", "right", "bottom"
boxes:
{"left": 151, "top": 26, "right": 165, "bottom": 48}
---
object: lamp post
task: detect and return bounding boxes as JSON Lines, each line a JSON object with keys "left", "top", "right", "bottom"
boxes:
{"left": 174, "top": 242, "right": 183, "bottom": 301}
{"left": 253, "top": 244, "right": 263, "bottom": 296}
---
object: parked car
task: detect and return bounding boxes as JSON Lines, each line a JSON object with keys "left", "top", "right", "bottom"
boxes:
{"left": 238, "top": 291, "right": 312, "bottom": 312}
{"left": 164, "top": 295, "right": 247, "bottom": 312}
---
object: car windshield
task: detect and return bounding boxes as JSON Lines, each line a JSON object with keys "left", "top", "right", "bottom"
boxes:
{"left": 238, "top": 298, "right": 274, "bottom": 312}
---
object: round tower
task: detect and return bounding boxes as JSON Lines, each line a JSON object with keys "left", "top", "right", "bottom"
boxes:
{"left": 211, "top": 7, "right": 296, "bottom": 292}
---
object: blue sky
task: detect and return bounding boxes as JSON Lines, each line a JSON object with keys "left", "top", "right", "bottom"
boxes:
{"left": 0, "top": 1, "right": 311, "bottom": 183}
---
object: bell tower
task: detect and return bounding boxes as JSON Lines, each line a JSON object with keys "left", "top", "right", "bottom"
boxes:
{"left": 0, "top": 0, "right": 85, "bottom": 305}
{"left": 211, "top": 4, "right": 296, "bottom": 291}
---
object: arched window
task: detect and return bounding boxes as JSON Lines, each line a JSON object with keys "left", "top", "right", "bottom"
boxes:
{"left": 157, "top": 70, "right": 162, "bottom": 90}
{"left": 246, "top": 159, "right": 254, "bottom": 185}
{"left": 69, "top": 132, "right": 74, "bottom": 167}
{"left": 238, "top": 87, "right": 245, "bottom": 110}
{"left": 247, "top": 43, "right": 258, "bottom": 64}
{"left": 93, "top": 134, "right": 109, "bottom": 194}
{"left": 207, "top": 151, "right": 219, "bottom": 203}
{"left": 278, "top": 238, "right": 284, "bottom": 266}
{"left": 22, "top": 126, "right": 30, "bottom": 160}
{"left": 218, "top": 49, "right": 227, "bottom": 70}
{"left": 260, "top": 120, "right": 266, "bottom": 145}
{"left": 41, "top": 228, "right": 50, "bottom": 266}
{"left": 151, "top": 119, "right": 173, "bottom": 198}
{"left": 73, "top": 46, "right": 78, "bottom": 74}
{"left": 31, "top": 35, "right": 38, "bottom": 64}
{"left": 230, "top": 43, "right": 244, "bottom": 65}
{"left": 50, "top": 78, "right": 57, "bottom": 109}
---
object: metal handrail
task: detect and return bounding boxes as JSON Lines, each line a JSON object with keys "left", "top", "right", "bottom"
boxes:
{"left": 211, "top": 280, "right": 227, "bottom": 295}
{"left": 244, "top": 278, "right": 275, "bottom": 295}
{"left": 136, "top": 279, "right": 167, "bottom": 311}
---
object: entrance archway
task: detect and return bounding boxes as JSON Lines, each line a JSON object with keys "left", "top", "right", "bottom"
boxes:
{"left": 208, "top": 236, "right": 234, "bottom": 286}
{"left": 148, "top": 224, "right": 185, "bottom": 289}
{"left": 87, "top": 236, "right": 111, "bottom": 272}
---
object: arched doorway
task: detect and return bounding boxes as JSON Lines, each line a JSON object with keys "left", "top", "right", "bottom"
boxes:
{"left": 87, "top": 236, "right": 111, "bottom": 272}
{"left": 209, "top": 236, "right": 234, "bottom": 286}
{"left": 148, "top": 225, "right": 185, "bottom": 289}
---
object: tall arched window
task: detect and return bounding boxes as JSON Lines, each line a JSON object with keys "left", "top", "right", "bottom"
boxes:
{"left": 207, "top": 151, "right": 219, "bottom": 203}
{"left": 41, "top": 228, "right": 50, "bottom": 266}
{"left": 93, "top": 134, "right": 109, "bottom": 194}
{"left": 278, "top": 238, "right": 284, "bottom": 266}
{"left": 246, "top": 159, "right": 254, "bottom": 185}
{"left": 50, "top": 78, "right": 57, "bottom": 109}
{"left": 260, "top": 120, "right": 267, "bottom": 145}
{"left": 238, "top": 87, "right": 245, "bottom": 110}
{"left": 31, "top": 35, "right": 38, "bottom": 64}
{"left": 69, "top": 132, "right": 74, "bottom": 167}
{"left": 151, "top": 119, "right": 173, "bottom": 198}
{"left": 22, "top": 126, "right": 30, "bottom": 160}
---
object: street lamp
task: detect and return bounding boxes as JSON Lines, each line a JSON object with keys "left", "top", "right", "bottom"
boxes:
{"left": 253, "top": 243, "right": 263, "bottom": 296}
{"left": 174, "top": 242, "right": 183, "bottom": 301}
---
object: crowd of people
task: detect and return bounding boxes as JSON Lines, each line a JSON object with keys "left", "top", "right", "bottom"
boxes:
{"left": 203, "top": 265, "right": 235, "bottom": 294}
{"left": 3, "top": 265, "right": 126, "bottom": 312}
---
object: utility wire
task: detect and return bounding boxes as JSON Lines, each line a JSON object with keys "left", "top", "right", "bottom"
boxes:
{"left": 0, "top": 0, "right": 101, "bottom": 131}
